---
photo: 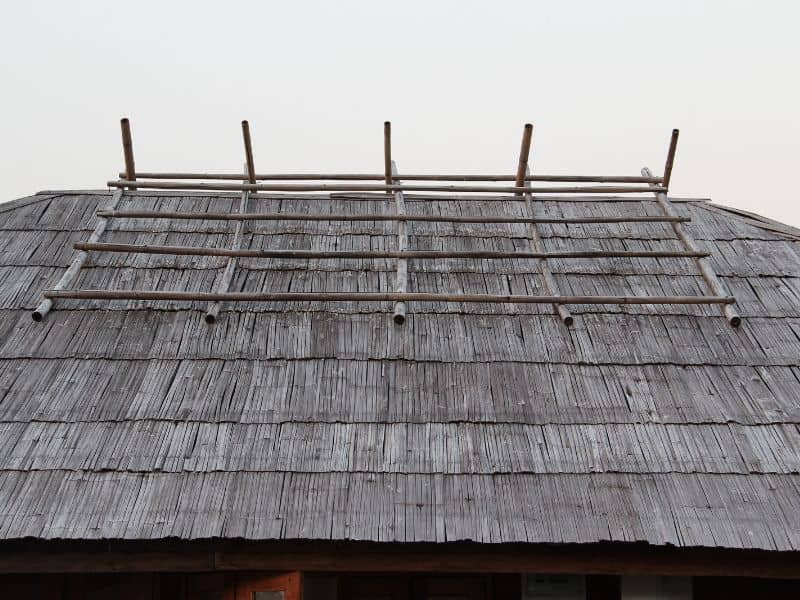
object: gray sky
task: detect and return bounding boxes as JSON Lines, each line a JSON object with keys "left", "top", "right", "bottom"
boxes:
{"left": 1, "top": 1, "right": 798, "bottom": 225}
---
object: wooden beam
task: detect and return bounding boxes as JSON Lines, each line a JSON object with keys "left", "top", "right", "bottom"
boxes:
{"left": 120, "top": 118, "right": 136, "bottom": 188}
{"left": 71, "top": 242, "right": 711, "bottom": 260}
{"left": 515, "top": 124, "right": 533, "bottom": 195}
{"left": 43, "top": 289, "right": 735, "bottom": 305}
{"left": 106, "top": 180, "right": 666, "bottom": 194}
{"left": 122, "top": 172, "right": 664, "bottom": 183}
{"left": 241, "top": 121, "right": 256, "bottom": 185}
{"left": 642, "top": 167, "right": 741, "bottom": 327}
{"left": 0, "top": 540, "right": 797, "bottom": 579}
{"left": 95, "top": 210, "right": 691, "bottom": 225}
{"left": 384, "top": 122, "right": 392, "bottom": 187}
{"left": 663, "top": 129, "right": 679, "bottom": 189}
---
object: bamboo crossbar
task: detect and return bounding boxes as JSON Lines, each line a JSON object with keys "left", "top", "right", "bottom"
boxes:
{"left": 43, "top": 289, "right": 736, "bottom": 305}
{"left": 121, "top": 172, "right": 664, "bottom": 184}
{"left": 73, "top": 242, "right": 709, "bottom": 260}
{"left": 107, "top": 180, "right": 665, "bottom": 195}
{"left": 94, "top": 210, "right": 691, "bottom": 225}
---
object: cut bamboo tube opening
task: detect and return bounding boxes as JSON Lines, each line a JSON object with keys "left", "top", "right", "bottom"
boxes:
{"left": 31, "top": 189, "right": 125, "bottom": 321}
{"left": 44, "top": 289, "right": 736, "bottom": 305}
{"left": 120, "top": 118, "right": 136, "bottom": 189}
{"left": 73, "top": 241, "right": 710, "bottom": 260}
{"left": 391, "top": 161, "right": 408, "bottom": 324}
{"left": 106, "top": 180, "right": 666, "bottom": 194}
{"left": 642, "top": 167, "right": 741, "bottom": 327}
{"left": 515, "top": 124, "right": 533, "bottom": 196}
{"left": 384, "top": 122, "right": 392, "bottom": 187}
{"left": 123, "top": 172, "right": 664, "bottom": 183}
{"left": 663, "top": 129, "right": 679, "bottom": 189}
{"left": 96, "top": 210, "right": 691, "bottom": 225}
{"left": 242, "top": 121, "right": 256, "bottom": 185}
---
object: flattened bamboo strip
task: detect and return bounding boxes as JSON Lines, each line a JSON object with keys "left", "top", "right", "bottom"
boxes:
{"left": 391, "top": 161, "right": 408, "bottom": 324}
{"left": 122, "top": 172, "right": 664, "bottom": 183}
{"left": 642, "top": 167, "right": 741, "bottom": 327}
{"left": 523, "top": 166, "right": 573, "bottom": 325}
{"left": 95, "top": 210, "right": 691, "bottom": 225}
{"left": 73, "top": 242, "right": 711, "bottom": 260}
{"left": 31, "top": 189, "right": 125, "bottom": 321}
{"left": 44, "top": 289, "right": 736, "bottom": 305}
{"left": 106, "top": 180, "right": 665, "bottom": 194}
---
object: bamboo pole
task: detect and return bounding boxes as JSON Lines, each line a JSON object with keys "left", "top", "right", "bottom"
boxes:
{"left": 205, "top": 161, "right": 251, "bottom": 324}
{"left": 522, "top": 166, "right": 573, "bottom": 326}
{"left": 95, "top": 210, "right": 691, "bottom": 225}
{"left": 43, "top": 289, "right": 736, "bottom": 305}
{"left": 241, "top": 121, "right": 256, "bottom": 185}
{"left": 663, "top": 129, "right": 679, "bottom": 189}
{"left": 122, "top": 172, "right": 664, "bottom": 183}
{"left": 120, "top": 118, "right": 136, "bottom": 189}
{"left": 391, "top": 161, "right": 408, "bottom": 324}
{"left": 31, "top": 189, "right": 125, "bottom": 321}
{"left": 73, "top": 241, "right": 710, "bottom": 260}
{"left": 106, "top": 180, "right": 666, "bottom": 194}
{"left": 642, "top": 167, "right": 741, "bottom": 327}
{"left": 384, "top": 122, "right": 392, "bottom": 187}
{"left": 515, "top": 124, "right": 533, "bottom": 195}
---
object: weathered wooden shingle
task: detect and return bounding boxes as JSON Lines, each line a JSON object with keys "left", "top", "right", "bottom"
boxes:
{"left": 0, "top": 190, "right": 798, "bottom": 549}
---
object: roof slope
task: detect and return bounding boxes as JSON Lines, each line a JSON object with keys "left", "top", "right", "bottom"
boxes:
{"left": 0, "top": 190, "right": 798, "bottom": 549}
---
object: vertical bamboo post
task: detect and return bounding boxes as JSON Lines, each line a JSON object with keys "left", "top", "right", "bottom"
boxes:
{"left": 515, "top": 123, "right": 533, "bottom": 195}
{"left": 663, "top": 129, "right": 679, "bottom": 189}
{"left": 384, "top": 121, "right": 393, "bottom": 189}
{"left": 391, "top": 161, "right": 408, "bottom": 324}
{"left": 242, "top": 121, "right": 256, "bottom": 185}
{"left": 120, "top": 118, "right": 136, "bottom": 189}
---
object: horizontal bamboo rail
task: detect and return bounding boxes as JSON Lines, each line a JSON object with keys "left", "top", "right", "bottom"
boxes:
{"left": 107, "top": 180, "right": 666, "bottom": 195}
{"left": 74, "top": 242, "right": 710, "bottom": 260}
{"left": 95, "top": 210, "right": 691, "bottom": 225}
{"left": 43, "top": 289, "right": 735, "bottom": 305}
{"left": 120, "top": 172, "right": 664, "bottom": 184}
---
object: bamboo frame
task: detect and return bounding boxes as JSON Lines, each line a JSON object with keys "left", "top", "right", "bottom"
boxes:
{"left": 106, "top": 180, "right": 666, "bottom": 194}
{"left": 43, "top": 289, "right": 735, "bottom": 305}
{"left": 121, "top": 172, "right": 664, "bottom": 183}
{"left": 642, "top": 167, "right": 741, "bottom": 327}
{"left": 95, "top": 210, "right": 691, "bottom": 225}
{"left": 73, "top": 242, "right": 710, "bottom": 260}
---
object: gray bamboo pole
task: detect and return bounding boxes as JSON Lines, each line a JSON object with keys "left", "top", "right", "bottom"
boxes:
{"left": 106, "top": 180, "right": 665, "bottom": 194}
{"left": 123, "top": 172, "right": 663, "bottom": 183}
{"left": 384, "top": 122, "right": 392, "bottom": 187}
{"left": 43, "top": 289, "right": 736, "bottom": 305}
{"left": 515, "top": 124, "right": 533, "bottom": 196}
{"left": 391, "top": 161, "right": 408, "bottom": 324}
{"left": 663, "top": 129, "right": 679, "bottom": 189}
{"left": 241, "top": 121, "right": 257, "bottom": 185}
{"left": 522, "top": 165, "right": 574, "bottom": 326}
{"left": 95, "top": 210, "right": 691, "bottom": 225}
{"left": 72, "top": 242, "right": 710, "bottom": 260}
{"left": 31, "top": 189, "right": 125, "bottom": 321}
{"left": 642, "top": 167, "right": 741, "bottom": 327}
{"left": 120, "top": 118, "right": 136, "bottom": 189}
{"left": 205, "top": 161, "right": 252, "bottom": 324}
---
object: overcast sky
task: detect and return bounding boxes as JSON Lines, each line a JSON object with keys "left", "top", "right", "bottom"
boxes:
{"left": 1, "top": 1, "right": 798, "bottom": 225}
